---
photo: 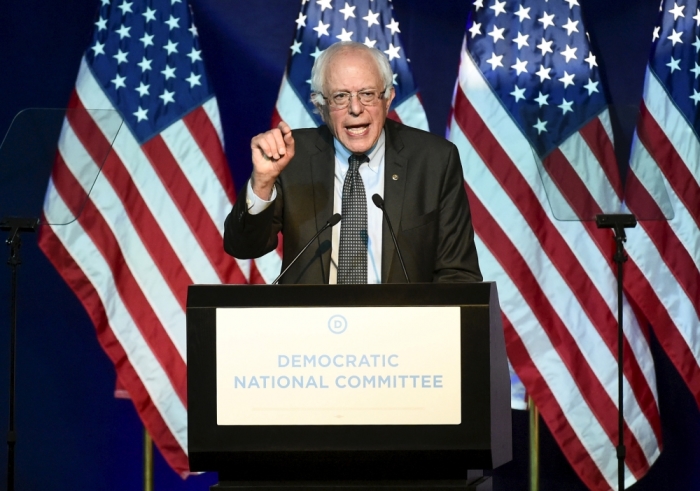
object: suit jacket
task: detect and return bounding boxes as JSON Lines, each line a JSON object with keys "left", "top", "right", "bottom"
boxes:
{"left": 224, "top": 119, "right": 482, "bottom": 284}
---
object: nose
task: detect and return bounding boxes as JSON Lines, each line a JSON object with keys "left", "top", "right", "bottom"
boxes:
{"left": 347, "top": 93, "right": 364, "bottom": 116}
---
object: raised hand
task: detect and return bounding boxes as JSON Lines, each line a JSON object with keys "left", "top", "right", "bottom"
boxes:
{"left": 250, "top": 121, "right": 295, "bottom": 200}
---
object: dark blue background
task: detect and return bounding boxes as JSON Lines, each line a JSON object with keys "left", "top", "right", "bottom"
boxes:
{"left": 0, "top": 0, "right": 698, "bottom": 489}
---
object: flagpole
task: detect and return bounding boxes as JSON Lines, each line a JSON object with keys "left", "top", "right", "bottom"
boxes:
{"left": 528, "top": 396, "right": 539, "bottom": 491}
{"left": 144, "top": 428, "right": 153, "bottom": 491}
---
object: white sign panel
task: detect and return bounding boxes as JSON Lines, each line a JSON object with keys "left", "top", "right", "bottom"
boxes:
{"left": 216, "top": 306, "right": 461, "bottom": 425}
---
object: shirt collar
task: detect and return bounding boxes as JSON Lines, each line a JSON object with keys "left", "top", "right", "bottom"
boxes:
{"left": 333, "top": 130, "right": 385, "bottom": 173}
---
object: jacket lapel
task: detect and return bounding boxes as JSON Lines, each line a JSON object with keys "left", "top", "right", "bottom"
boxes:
{"left": 309, "top": 126, "right": 336, "bottom": 282}
{"left": 381, "top": 121, "right": 408, "bottom": 282}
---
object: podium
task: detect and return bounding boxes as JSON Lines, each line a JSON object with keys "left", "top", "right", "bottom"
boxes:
{"left": 187, "top": 282, "right": 511, "bottom": 490}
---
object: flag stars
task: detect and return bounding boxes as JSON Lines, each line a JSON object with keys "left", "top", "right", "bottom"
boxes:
{"left": 295, "top": 12, "right": 307, "bottom": 29}
{"left": 133, "top": 106, "right": 148, "bottom": 122}
{"left": 160, "top": 89, "right": 175, "bottom": 105}
{"left": 140, "top": 32, "right": 155, "bottom": 47}
{"left": 290, "top": 40, "right": 302, "bottom": 55}
{"left": 486, "top": 52, "right": 504, "bottom": 70}
{"left": 690, "top": 62, "right": 700, "bottom": 78}
{"left": 111, "top": 74, "right": 126, "bottom": 89}
{"left": 317, "top": 0, "right": 332, "bottom": 11}
{"left": 363, "top": 10, "right": 380, "bottom": 27}
{"left": 91, "top": 41, "right": 105, "bottom": 56}
{"left": 693, "top": 36, "right": 700, "bottom": 51}
{"left": 113, "top": 49, "right": 128, "bottom": 64}
{"left": 142, "top": 6, "right": 156, "bottom": 22}
{"left": 115, "top": 24, "right": 131, "bottom": 39}
{"left": 339, "top": 2, "right": 356, "bottom": 20}
{"left": 584, "top": 78, "right": 599, "bottom": 95}
{"left": 164, "top": 39, "right": 179, "bottom": 55}
{"left": 137, "top": 56, "right": 152, "bottom": 71}
{"left": 135, "top": 81, "right": 150, "bottom": 96}
{"left": 534, "top": 91, "right": 549, "bottom": 106}
{"left": 690, "top": 89, "right": 700, "bottom": 105}
{"left": 538, "top": 12, "right": 556, "bottom": 30}
{"left": 585, "top": 52, "right": 597, "bottom": 68}
{"left": 511, "top": 85, "right": 526, "bottom": 102}
{"left": 161, "top": 65, "right": 176, "bottom": 79}
{"left": 668, "top": 29, "right": 683, "bottom": 45}
{"left": 488, "top": 25, "right": 505, "bottom": 43}
{"left": 535, "top": 65, "right": 552, "bottom": 82}
{"left": 95, "top": 17, "right": 107, "bottom": 31}
{"left": 117, "top": 1, "right": 133, "bottom": 15}
{"left": 469, "top": 22, "right": 482, "bottom": 38}
{"left": 565, "top": 0, "right": 580, "bottom": 7}
{"left": 336, "top": 28, "right": 354, "bottom": 42}
{"left": 533, "top": 119, "right": 547, "bottom": 134}
{"left": 474, "top": 0, "right": 484, "bottom": 10}
{"left": 313, "top": 19, "right": 330, "bottom": 37}
{"left": 653, "top": 26, "right": 660, "bottom": 41}
{"left": 186, "top": 72, "right": 202, "bottom": 88}
{"left": 694, "top": 9, "right": 700, "bottom": 25}
{"left": 490, "top": 0, "right": 507, "bottom": 17}
{"left": 537, "top": 38, "right": 554, "bottom": 55}
{"left": 511, "top": 58, "right": 528, "bottom": 75}
{"left": 668, "top": 2, "right": 685, "bottom": 20}
{"left": 386, "top": 19, "right": 401, "bottom": 35}
{"left": 310, "top": 46, "right": 324, "bottom": 59}
{"left": 165, "top": 15, "right": 180, "bottom": 30}
{"left": 559, "top": 99, "right": 574, "bottom": 114}
{"left": 559, "top": 71, "right": 575, "bottom": 87}
{"left": 513, "top": 32, "right": 529, "bottom": 49}
{"left": 363, "top": 37, "right": 377, "bottom": 48}
{"left": 562, "top": 18, "right": 579, "bottom": 35}
{"left": 189, "top": 24, "right": 198, "bottom": 37}
{"left": 384, "top": 43, "right": 401, "bottom": 60}
{"left": 560, "top": 45, "right": 577, "bottom": 62}
{"left": 187, "top": 47, "right": 202, "bottom": 63}
{"left": 666, "top": 57, "right": 681, "bottom": 72}
{"left": 514, "top": 5, "right": 530, "bottom": 22}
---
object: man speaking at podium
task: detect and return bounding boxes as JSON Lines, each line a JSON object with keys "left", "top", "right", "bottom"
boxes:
{"left": 224, "top": 41, "right": 481, "bottom": 285}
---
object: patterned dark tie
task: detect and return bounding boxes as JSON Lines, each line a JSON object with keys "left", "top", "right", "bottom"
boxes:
{"left": 337, "top": 153, "right": 369, "bottom": 284}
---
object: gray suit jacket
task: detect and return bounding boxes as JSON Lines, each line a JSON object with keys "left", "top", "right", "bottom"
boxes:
{"left": 224, "top": 119, "right": 481, "bottom": 284}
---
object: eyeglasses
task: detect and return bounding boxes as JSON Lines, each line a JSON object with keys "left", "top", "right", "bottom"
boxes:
{"left": 324, "top": 89, "right": 386, "bottom": 109}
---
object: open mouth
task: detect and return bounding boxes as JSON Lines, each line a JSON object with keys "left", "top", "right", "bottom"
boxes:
{"left": 345, "top": 124, "right": 369, "bottom": 136}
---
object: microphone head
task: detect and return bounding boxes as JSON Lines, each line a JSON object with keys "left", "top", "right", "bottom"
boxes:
{"left": 372, "top": 193, "right": 384, "bottom": 208}
{"left": 328, "top": 213, "right": 342, "bottom": 227}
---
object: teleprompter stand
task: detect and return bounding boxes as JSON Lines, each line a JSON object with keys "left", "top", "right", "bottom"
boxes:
{"left": 187, "top": 282, "right": 511, "bottom": 490}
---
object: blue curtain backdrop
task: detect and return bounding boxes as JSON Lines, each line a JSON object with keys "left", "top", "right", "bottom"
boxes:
{"left": 0, "top": 0, "right": 698, "bottom": 489}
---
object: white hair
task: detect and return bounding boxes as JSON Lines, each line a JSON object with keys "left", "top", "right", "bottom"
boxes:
{"left": 310, "top": 41, "right": 394, "bottom": 106}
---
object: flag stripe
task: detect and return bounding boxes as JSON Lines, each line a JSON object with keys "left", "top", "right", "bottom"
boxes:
{"left": 577, "top": 114, "right": 623, "bottom": 201}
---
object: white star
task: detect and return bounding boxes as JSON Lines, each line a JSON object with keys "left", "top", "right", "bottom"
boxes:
{"left": 295, "top": 12, "right": 306, "bottom": 29}
{"left": 363, "top": 10, "right": 380, "bottom": 27}
{"left": 514, "top": 5, "right": 530, "bottom": 22}
{"left": 533, "top": 119, "right": 547, "bottom": 134}
{"left": 317, "top": 0, "right": 332, "bottom": 11}
{"left": 91, "top": 41, "right": 105, "bottom": 56}
{"left": 486, "top": 52, "right": 504, "bottom": 70}
{"left": 653, "top": 26, "right": 660, "bottom": 41}
{"left": 313, "top": 19, "right": 330, "bottom": 37}
{"left": 667, "top": 57, "right": 681, "bottom": 72}
{"left": 164, "top": 39, "right": 179, "bottom": 55}
{"left": 142, "top": 7, "right": 156, "bottom": 22}
{"left": 487, "top": 25, "right": 505, "bottom": 43}
{"left": 392, "top": 73, "right": 398, "bottom": 86}
{"left": 137, "top": 56, "right": 152, "bottom": 71}
{"left": 310, "top": 46, "right": 323, "bottom": 59}
{"left": 339, "top": 2, "right": 356, "bottom": 20}
{"left": 694, "top": 9, "right": 700, "bottom": 25}
{"left": 585, "top": 52, "right": 597, "bottom": 68}
{"left": 386, "top": 19, "right": 401, "bottom": 35}
{"left": 111, "top": 74, "right": 126, "bottom": 89}
{"left": 161, "top": 65, "right": 176, "bottom": 80}
{"left": 189, "top": 24, "right": 198, "bottom": 37}
{"left": 565, "top": 0, "right": 579, "bottom": 7}
{"left": 113, "top": 49, "right": 128, "bottom": 64}
{"left": 469, "top": 22, "right": 482, "bottom": 38}
{"left": 160, "top": 89, "right": 175, "bottom": 105}
{"left": 584, "top": 78, "right": 599, "bottom": 95}
{"left": 534, "top": 91, "right": 549, "bottom": 106}
{"left": 474, "top": 0, "right": 484, "bottom": 10}
{"left": 562, "top": 18, "right": 579, "bottom": 35}
{"left": 384, "top": 43, "right": 401, "bottom": 61}
{"left": 133, "top": 106, "right": 148, "bottom": 122}
{"left": 490, "top": 0, "right": 507, "bottom": 16}
{"left": 668, "top": 2, "right": 685, "bottom": 20}
{"left": 691, "top": 62, "right": 700, "bottom": 78}
{"left": 171, "top": 0, "right": 182, "bottom": 4}
{"left": 186, "top": 72, "right": 202, "bottom": 88}
{"left": 513, "top": 32, "right": 529, "bottom": 49}
{"left": 560, "top": 44, "right": 577, "bottom": 62}
{"left": 538, "top": 12, "right": 556, "bottom": 30}
{"left": 336, "top": 28, "right": 353, "bottom": 42}
{"left": 690, "top": 89, "right": 700, "bottom": 105}
{"left": 363, "top": 37, "right": 377, "bottom": 48}
{"left": 95, "top": 17, "right": 107, "bottom": 31}
{"left": 135, "top": 81, "right": 149, "bottom": 96}
{"left": 115, "top": 24, "right": 131, "bottom": 39}
{"left": 165, "top": 15, "right": 180, "bottom": 30}
{"left": 559, "top": 71, "right": 575, "bottom": 87}
{"left": 511, "top": 58, "right": 528, "bottom": 75}
{"left": 140, "top": 32, "right": 154, "bottom": 47}
{"left": 535, "top": 65, "right": 551, "bottom": 82}
{"left": 511, "top": 85, "right": 526, "bottom": 102}
{"left": 101, "top": 0, "right": 109, "bottom": 5}
{"left": 537, "top": 38, "right": 554, "bottom": 55}
{"left": 694, "top": 36, "right": 700, "bottom": 51}
{"left": 290, "top": 40, "right": 302, "bottom": 55}
{"left": 117, "top": 1, "right": 133, "bottom": 14}
{"left": 559, "top": 99, "right": 574, "bottom": 114}
{"left": 188, "top": 47, "right": 202, "bottom": 63}
{"left": 668, "top": 29, "right": 683, "bottom": 46}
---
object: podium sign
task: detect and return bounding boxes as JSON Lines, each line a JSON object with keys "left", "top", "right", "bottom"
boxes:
{"left": 216, "top": 306, "right": 461, "bottom": 426}
{"left": 187, "top": 283, "right": 511, "bottom": 481}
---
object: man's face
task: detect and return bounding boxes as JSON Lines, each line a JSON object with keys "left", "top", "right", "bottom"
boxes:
{"left": 318, "top": 49, "right": 395, "bottom": 154}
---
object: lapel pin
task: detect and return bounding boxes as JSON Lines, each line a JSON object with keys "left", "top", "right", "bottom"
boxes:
{"left": 392, "top": 174, "right": 399, "bottom": 181}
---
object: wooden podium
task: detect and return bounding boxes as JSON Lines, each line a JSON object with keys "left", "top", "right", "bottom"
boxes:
{"left": 187, "top": 283, "right": 511, "bottom": 490}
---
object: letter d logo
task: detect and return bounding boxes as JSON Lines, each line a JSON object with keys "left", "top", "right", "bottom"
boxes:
{"left": 328, "top": 315, "right": 347, "bottom": 334}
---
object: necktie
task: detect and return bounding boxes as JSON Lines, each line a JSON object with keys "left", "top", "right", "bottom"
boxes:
{"left": 337, "top": 154, "right": 369, "bottom": 284}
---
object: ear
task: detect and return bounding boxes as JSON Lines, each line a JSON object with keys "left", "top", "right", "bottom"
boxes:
{"left": 385, "top": 87, "right": 396, "bottom": 110}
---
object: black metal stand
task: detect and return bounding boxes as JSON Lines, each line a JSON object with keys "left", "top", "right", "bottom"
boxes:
{"left": 1, "top": 216, "right": 39, "bottom": 491}
{"left": 596, "top": 213, "right": 637, "bottom": 491}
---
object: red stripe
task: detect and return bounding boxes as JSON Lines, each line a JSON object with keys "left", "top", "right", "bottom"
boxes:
{"left": 636, "top": 103, "right": 700, "bottom": 228}
{"left": 466, "top": 187, "right": 652, "bottom": 479}
{"left": 37, "top": 224, "right": 189, "bottom": 475}
{"left": 142, "top": 135, "right": 247, "bottom": 285}
{"left": 542, "top": 147, "right": 603, "bottom": 220}
{"left": 387, "top": 109, "right": 401, "bottom": 124}
{"left": 65, "top": 93, "right": 192, "bottom": 310}
{"left": 270, "top": 108, "right": 282, "bottom": 129}
{"left": 182, "top": 105, "right": 237, "bottom": 202}
{"left": 625, "top": 170, "right": 700, "bottom": 319}
{"left": 578, "top": 116, "right": 623, "bottom": 199}
{"left": 454, "top": 86, "right": 661, "bottom": 440}
{"left": 48, "top": 152, "right": 188, "bottom": 406}
{"left": 502, "top": 314, "right": 611, "bottom": 491}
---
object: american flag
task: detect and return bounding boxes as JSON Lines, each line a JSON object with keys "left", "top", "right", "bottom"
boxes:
{"left": 37, "top": 0, "right": 248, "bottom": 475}
{"left": 252, "top": 0, "right": 431, "bottom": 283}
{"left": 448, "top": 0, "right": 661, "bottom": 489}
{"left": 624, "top": 1, "right": 700, "bottom": 413}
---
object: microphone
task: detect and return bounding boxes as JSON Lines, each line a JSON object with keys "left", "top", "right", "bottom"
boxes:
{"left": 271, "top": 213, "right": 342, "bottom": 285}
{"left": 372, "top": 194, "right": 410, "bottom": 283}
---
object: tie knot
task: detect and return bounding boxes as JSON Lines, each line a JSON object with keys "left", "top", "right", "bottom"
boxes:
{"left": 348, "top": 153, "right": 369, "bottom": 171}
